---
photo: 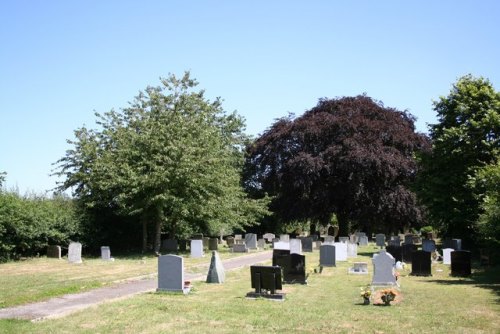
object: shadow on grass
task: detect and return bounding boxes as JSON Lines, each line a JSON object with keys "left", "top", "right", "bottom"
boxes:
{"left": 424, "top": 265, "right": 500, "bottom": 303}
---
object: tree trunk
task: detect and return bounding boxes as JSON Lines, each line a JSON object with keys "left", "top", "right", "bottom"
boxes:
{"left": 142, "top": 216, "right": 148, "bottom": 253}
{"left": 153, "top": 206, "right": 163, "bottom": 255}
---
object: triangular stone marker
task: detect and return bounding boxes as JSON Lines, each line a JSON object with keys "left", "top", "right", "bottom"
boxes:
{"left": 206, "top": 251, "right": 225, "bottom": 283}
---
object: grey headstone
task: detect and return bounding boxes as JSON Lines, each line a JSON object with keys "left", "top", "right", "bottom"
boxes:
{"left": 161, "top": 239, "right": 178, "bottom": 253}
{"left": 290, "top": 239, "right": 302, "bottom": 255}
{"left": 47, "top": 245, "right": 61, "bottom": 259}
{"left": 226, "top": 236, "right": 235, "bottom": 248}
{"left": 263, "top": 233, "right": 276, "bottom": 242}
{"left": 68, "top": 242, "right": 82, "bottom": 264}
{"left": 232, "top": 243, "right": 248, "bottom": 253}
{"left": 375, "top": 234, "right": 386, "bottom": 247}
{"left": 347, "top": 242, "right": 357, "bottom": 258}
{"left": 100, "top": 246, "right": 114, "bottom": 261}
{"left": 245, "top": 233, "right": 258, "bottom": 249}
{"left": 301, "top": 237, "right": 313, "bottom": 252}
{"left": 157, "top": 255, "right": 184, "bottom": 292}
{"left": 371, "top": 250, "right": 397, "bottom": 286}
{"left": 358, "top": 236, "right": 369, "bottom": 246}
{"left": 257, "top": 238, "right": 266, "bottom": 249}
{"left": 320, "top": 244, "right": 336, "bottom": 267}
{"left": 334, "top": 242, "right": 347, "bottom": 261}
{"left": 422, "top": 239, "right": 436, "bottom": 253}
{"left": 190, "top": 239, "right": 204, "bottom": 258}
{"left": 206, "top": 251, "right": 225, "bottom": 283}
{"left": 208, "top": 238, "right": 218, "bottom": 251}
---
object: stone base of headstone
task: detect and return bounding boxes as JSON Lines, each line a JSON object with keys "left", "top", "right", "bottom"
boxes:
{"left": 348, "top": 262, "right": 369, "bottom": 275}
{"left": 245, "top": 292, "right": 286, "bottom": 301}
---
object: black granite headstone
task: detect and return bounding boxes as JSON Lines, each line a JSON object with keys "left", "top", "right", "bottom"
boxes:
{"left": 411, "top": 250, "right": 432, "bottom": 276}
{"left": 451, "top": 250, "right": 471, "bottom": 276}
{"left": 402, "top": 244, "right": 417, "bottom": 263}
{"left": 385, "top": 245, "right": 402, "bottom": 262}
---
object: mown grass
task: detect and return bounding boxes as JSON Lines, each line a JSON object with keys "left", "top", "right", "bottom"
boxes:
{"left": 1, "top": 245, "right": 499, "bottom": 333}
{"left": 0, "top": 245, "right": 252, "bottom": 308}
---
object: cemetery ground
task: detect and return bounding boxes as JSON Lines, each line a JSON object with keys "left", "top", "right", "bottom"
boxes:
{"left": 1, "top": 245, "right": 499, "bottom": 333}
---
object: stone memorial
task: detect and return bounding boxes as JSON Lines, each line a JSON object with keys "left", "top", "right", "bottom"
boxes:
{"left": 301, "top": 237, "right": 313, "bottom": 252}
{"left": 375, "top": 234, "right": 386, "bottom": 248}
{"left": 273, "top": 240, "right": 290, "bottom": 250}
{"left": 263, "top": 233, "right": 275, "bottom": 243}
{"left": 233, "top": 243, "right": 248, "bottom": 253}
{"left": 190, "top": 239, "right": 204, "bottom": 258}
{"left": 320, "top": 244, "right": 336, "bottom": 267}
{"left": 245, "top": 233, "right": 258, "bottom": 249}
{"left": 347, "top": 242, "right": 357, "bottom": 258}
{"left": 285, "top": 253, "right": 307, "bottom": 284}
{"left": 348, "top": 262, "right": 368, "bottom": 274}
{"left": 206, "top": 251, "right": 225, "bottom": 283}
{"left": 272, "top": 249, "right": 291, "bottom": 266}
{"left": 257, "top": 238, "right": 266, "bottom": 249}
{"left": 451, "top": 250, "right": 471, "bottom": 276}
{"left": 334, "top": 242, "right": 347, "bottom": 261}
{"left": 101, "top": 246, "right": 114, "bottom": 261}
{"left": 371, "top": 250, "right": 397, "bottom": 286}
{"left": 404, "top": 234, "right": 414, "bottom": 245}
{"left": 442, "top": 248, "right": 454, "bottom": 265}
{"left": 47, "top": 245, "right": 61, "bottom": 259}
{"left": 157, "top": 254, "right": 187, "bottom": 293}
{"left": 290, "top": 239, "right": 302, "bottom": 255}
{"left": 422, "top": 239, "right": 436, "bottom": 253}
{"left": 280, "top": 234, "right": 290, "bottom": 242}
{"left": 68, "top": 242, "right": 82, "bottom": 264}
{"left": 161, "top": 239, "right": 178, "bottom": 253}
{"left": 208, "top": 238, "right": 218, "bottom": 251}
{"left": 226, "top": 236, "right": 235, "bottom": 248}
{"left": 411, "top": 250, "right": 432, "bottom": 276}
{"left": 247, "top": 266, "right": 285, "bottom": 300}
{"left": 358, "top": 236, "right": 369, "bottom": 246}
{"left": 202, "top": 237, "right": 210, "bottom": 250}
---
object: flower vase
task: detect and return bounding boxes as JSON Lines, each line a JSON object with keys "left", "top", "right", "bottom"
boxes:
{"left": 363, "top": 297, "right": 370, "bottom": 305}
{"left": 381, "top": 295, "right": 391, "bottom": 306}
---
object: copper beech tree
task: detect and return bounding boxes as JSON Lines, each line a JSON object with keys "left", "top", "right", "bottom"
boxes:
{"left": 244, "top": 95, "right": 429, "bottom": 236}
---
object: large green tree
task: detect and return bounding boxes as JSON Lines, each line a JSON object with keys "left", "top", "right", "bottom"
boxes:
{"left": 55, "top": 73, "right": 268, "bottom": 253}
{"left": 416, "top": 75, "right": 500, "bottom": 245}
{"left": 245, "top": 95, "right": 428, "bottom": 236}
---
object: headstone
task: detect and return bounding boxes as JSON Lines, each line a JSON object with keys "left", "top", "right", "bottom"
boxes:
{"left": 347, "top": 242, "right": 358, "bottom": 258}
{"left": 411, "top": 250, "right": 432, "bottom": 276}
{"left": 273, "top": 240, "right": 290, "bottom": 250}
{"left": 263, "top": 233, "right": 276, "bottom": 243}
{"left": 375, "top": 234, "right": 386, "bottom": 247}
{"left": 350, "top": 234, "right": 357, "bottom": 243}
{"left": 47, "top": 245, "right": 61, "bottom": 259}
{"left": 443, "top": 248, "right": 454, "bottom": 265}
{"left": 314, "top": 240, "right": 322, "bottom": 250}
{"left": 206, "top": 251, "right": 225, "bottom": 283}
{"left": 178, "top": 239, "right": 187, "bottom": 252}
{"left": 190, "top": 239, "right": 204, "bottom": 258}
{"left": 451, "top": 250, "right": 471, "bottom": 276}
{"left": 285, "top": 253, "right": 307, "bottom": 284}
{"left": 161, "top": 239, "right": 178, "bottom": 253}
{"left": 272, "top": 249, "right": 291, "bottom": 266}
{"left": 100, "top": 246, "right": 114, "bottom": 261}
{"left": 388, "top": 239, "right": 401, "bottom": 247}
{"left": 234, "top": 234, "right": 242, "bottom": 240}
{"left": 339, "top": 236, "right": 349, "bottom": 243}
{"left": 334, "top": 242, "right": 347, "bottom": 261}
{"left": 402, "top": 244, "right": 417, "bottom": 263}
{"left": 157, "top": 255, "right": 185, "bottom": 292}
{"left": 226, "top": 236, "right": 235, "bottom": 248}
{"left": 371, "top": 250, "right": 397, "bottom": 286}
{"left": 301, "top": 237, "right": 313, "bottom": 252}
{"left": 233, "top": 243, "right": 248, "bottom": 253}
{"left": 208, "top": 238, "right": 218, "bottom": 251}
{"left": 247, "top": 265, "right": 284, "bottom": 300}
{"left": 385, "top": 245, "right": 403, "bottom": 262}
{"left": 358, "top": 236, "right": 369, "bottom": 246}
{"left": 202, "top": 237, "right": 210, "bottom": 250}
{"left": 290, "top": 239, "right": 302, "bottom": 254}
{"left": 320, "top": 244, "right": 336, "bottom": 267}
{"left": 443, "top": 239, "right": 462, "bottom": 251}
{"left": 280, "top": 234, "right": 290, "bottom": 242}
{"left": 257, "top": 238, "right": 266, "bottom": 249}
{"left": 422, "top": 239, "right": 436, "bottom": 253}
{"left": 324, "top": 236, "right": 335, "bottom": 244}
{"left": 245, "top": 233, "right": 258, "bottom": 249}
{"left": 348, "top": 262, "right": 368, "bottom": 274}
{"left": 327, "top": 225, "right": 339, "bottom": 237}
{"left": 68, "top": 242, "right": 82, "bottom": 264}
{"left": 404, "top": 234, "right": 414, "bottom": 245}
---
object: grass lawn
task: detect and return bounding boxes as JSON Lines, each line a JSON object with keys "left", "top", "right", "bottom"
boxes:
{"left": 1, "top": 245, "right": 499, "bottom": 333}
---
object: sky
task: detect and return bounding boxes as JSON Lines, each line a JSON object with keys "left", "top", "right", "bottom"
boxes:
{"left": 1, "top": 1, "right": 499, "bottom": 195}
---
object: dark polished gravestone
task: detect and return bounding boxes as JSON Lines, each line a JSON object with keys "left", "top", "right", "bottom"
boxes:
{"left": 161, "top": 239, "right": 178, "bottom": 253}
{"left": 301, "top": 237, "right": 313, "bottom": 252}
{"left": 274, "top": 252, "right": 307, "bottom": 284}
{"left": 272, "top": 249, "right": 291, "bottom": 267}
{"left": 402, "top": 244, "right": 417, "bottom": 263}
{"left": 208, "top": 238, "right": 218, "bottom": 251}
{"left": 410, "top": 250, "right": 432, "bottom": 276}
{"left": 451, "top": 250, "right": 472, "bottom": 276}
{"left": 246, "top": 265, "right": 285, "bottom": 300}
{"left": 385, "top": 245, "right": 403, "bottom": 262}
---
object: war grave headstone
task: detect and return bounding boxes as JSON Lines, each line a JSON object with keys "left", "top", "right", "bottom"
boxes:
{"left": 290, "top": 239, "right": 302, "bottom": 255}
{"left": 348, "top": 262, "right": 369, "bottom": 274}
{"left": 385, "top": 245, "right": 403, "bottom": 262}
{"left": 226, "top": 236, "right": 235, "bottom": 248}
{"left": 280, "top": 234, "right": 290, "bottom": 242}
{"left": 451, "top": 250, "right": 472, "bottom": 276}
{"left": 334, "top": 242, "right": 347, "bottom": 261}
{"left": 233, "top": 243, "right": 249, "bottom": 253}
{"left": 161, "top": 239, "right": 178, "bottom": 253}
{"left": 301, "top": 237, "right": 313, "bottom": 252}
{"left": 263, "top": 233, "right": 275, "bottom": 243}
{"left": 190, "top": 239, "right": 204, "bottom": 258}
{"left": 320, "top": 244, "right": 336, "bottom": 267}
{"left": 358, "top": 236, "right": 369, "bottom": 246}
{"left": 422, "top": 239, "right": 436, "bottom": 253}
{"left": 375, "top": 234, "right": 386, "bottom": 248}
{"left": 246, "top": 265, "right": 285, "bottom": 300}
{"left": 371, "top": 250, "right": 397, "bottom": 286}
{"left": 157, "top": 254, "right": 189, "bottom": 293}
{"left": 443, "top": 239, "right": 462, "bottom": 251}
{"left": 101, "top": 246, "right": 114, "bottom": 261}
{"left": 339, "top": 236, "right": 349, "bottom": 243}
{"left": 402, "top": 244, "right": 417, "bottom": 263}
{"left": 245, "top": 233, "right": 258, "bottom": 249}
{"left": 410, "top": 250, "right": 432, "bottom": 276}
{"left": 273, "top": 240, "right": 290, "bottom": 250}
{"left": 206, "top": 251, "right": 225, "bottom": 283}
{"left": 442, "top": 248, "right": 454, "bottom": 265}
{"left": 47, "top": 245, "right": 61, "bottom": 259}
{"left": 68, "top": 242, "right": 82, "bottom": 264}
{"left": 347, "top": 242, "right": 357, "bottom": 258}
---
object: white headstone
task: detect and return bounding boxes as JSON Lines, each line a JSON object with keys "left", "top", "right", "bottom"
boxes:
{"left": 371, "top": 250, "right": 397, "bottom": 286}
{"left": 290, "top": 239, "right": 302, "bottom": 254}
{"left": 190, "top": 240, "right": 204, "bottom": 258}
{"left": 443, "top": 248, "right": 454, "bottom": 265}
{"left": 100, "top": 246, "right": 114, "bottom": 261}
{"left": 273, "top": 241, "right": 290, "bottom": 250}
{"left": 347, "top": 242, "right": 358, "bottom": 258}
{"left": 157, "top": 255, "right": 185, "bottom": 292}
{"left": 280, "top": 234, "right": 290, "bottom": 242}
{"left": 334, "top": 242, "right": 347, "bottom": 261}
{"left": 68, "top": 242, "right": 82, "bottom": 264}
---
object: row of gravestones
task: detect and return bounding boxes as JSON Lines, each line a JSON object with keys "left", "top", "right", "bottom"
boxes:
{"left": 46, "top": 243, "right": 114, "bottom": 263}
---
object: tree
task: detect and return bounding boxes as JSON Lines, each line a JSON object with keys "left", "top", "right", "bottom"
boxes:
{"left": 416, "top": 75, "right": 500, "bottom": 245}
{"left": 0, "top": 171, "right": 5, "bottom": 189}
{"left": 55, "top": 73, "right": 268, "bottom": 253}
{"left": 244, "top": 95, "right": 428, "bottom": 236}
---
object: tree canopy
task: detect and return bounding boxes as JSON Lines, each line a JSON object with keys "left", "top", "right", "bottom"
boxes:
{"left": 416, "top": 75, "right": 500, "bottom": 245}
{"left": 55, "top": 73, "right": 268, "bottom": 253}
{"left": 244, "top": 95, "right": 429, "bottom": 236}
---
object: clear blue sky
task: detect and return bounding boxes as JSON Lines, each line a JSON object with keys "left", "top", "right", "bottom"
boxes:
{"left": 1, "top": 1, "right": 499, "bottom": 194}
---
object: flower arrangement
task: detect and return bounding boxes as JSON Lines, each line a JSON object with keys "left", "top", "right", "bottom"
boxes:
{"left": 379, "top": 288, "right": 398, "bottom": 305}
{"left": 360, "top": 285, "right": 372, "bottom": 304}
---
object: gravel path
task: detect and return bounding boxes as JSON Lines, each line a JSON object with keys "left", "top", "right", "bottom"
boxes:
{"left": 0, "top": 250, "right": 272, "bottom": 321}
